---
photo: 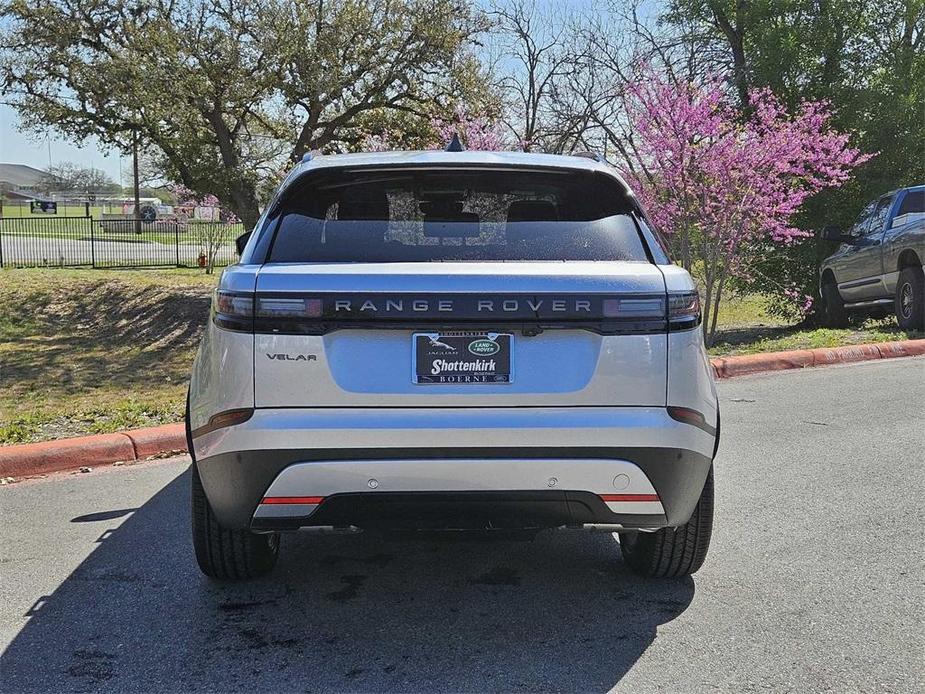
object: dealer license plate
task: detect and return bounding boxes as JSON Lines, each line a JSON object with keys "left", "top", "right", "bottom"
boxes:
{"left": 413, "top": 332, "right": 513, "bottom": 384}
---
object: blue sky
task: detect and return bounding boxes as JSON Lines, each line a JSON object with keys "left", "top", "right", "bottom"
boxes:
{"left": 1, "top": 103, "right": 125, "bottom": 180}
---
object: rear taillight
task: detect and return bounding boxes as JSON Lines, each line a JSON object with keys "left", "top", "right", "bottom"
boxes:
{"left": 601, "top": 297, "right": 665, "bottom": 318}
{"left": 213, "top": 290, "right": 254, "bottom": 331}
{"left": 668, "top": 291, "right": 701, "bottom": 331}
{"left": 255, "top": 296, "right": 323, "bottom": 318}
{"left": 599, "top": 292, "right": 700, "bottom": 332}
{"left": 214, "top": 292, "right": 327, "bottom": 332}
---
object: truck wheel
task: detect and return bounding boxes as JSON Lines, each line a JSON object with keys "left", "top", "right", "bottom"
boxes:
{"left": 619, "top": 466, "right": 713, "bottom": 578}
{"left": 895, "top": 266, "right": 924, "bottom": 331}
{"left": 822, "top": 281, "right": 849, "bottom": 328}
{"left": 191, "top": 462, "right": 279, "bottom": 580}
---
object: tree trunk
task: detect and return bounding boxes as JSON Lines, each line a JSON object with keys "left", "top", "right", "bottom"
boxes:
{"left": 702, "top": 274, "right": 714, "bottom": 346}
{"left": 709, "top": 273, "right": 727, "bottom": 344}
{"left": 709, "top": 0, "right": 750, "bottom": 107}
{"left": 680, "top": 224, "right": 693, "bottom": 272}
{"left": 219, "top": 175, "right": 261, "bottom": 232}
{"left": 233, "top": 202, "right": 261, "bottom": 233}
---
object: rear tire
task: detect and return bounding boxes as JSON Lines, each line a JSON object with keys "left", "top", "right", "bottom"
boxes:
{"left": 187, "top": 395, "right": 279, "bottom": 580}
{"left": 895, "top": 266, "right": 924, "bottom": 331}
{"left": 191, "top": 462, "right": 279, "bottom": 580}
{"left": 822, "top": 280, "right": 849, "bottom": 328}
{"left": 619, "top": 466, "right": 713, "bottom": 578}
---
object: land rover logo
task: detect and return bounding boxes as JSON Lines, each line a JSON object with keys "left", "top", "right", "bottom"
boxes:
{"left": 468, "top": 338, "right": 500, "bottom": 356}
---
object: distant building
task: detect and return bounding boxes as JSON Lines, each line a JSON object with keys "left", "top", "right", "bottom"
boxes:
{"left": 0, "top": 163, "right": 49, "bottom": 200}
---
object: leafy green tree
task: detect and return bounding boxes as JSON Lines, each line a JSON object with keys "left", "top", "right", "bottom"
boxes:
{"left": 1, "top": 0, "right": 489, "bottom": 229}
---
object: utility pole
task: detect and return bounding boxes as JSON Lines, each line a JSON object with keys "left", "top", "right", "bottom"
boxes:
{"left": 132, "top": 131, "right": 141, "bottom": 235}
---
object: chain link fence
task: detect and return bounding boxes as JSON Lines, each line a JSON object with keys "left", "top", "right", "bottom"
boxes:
{"left": 0, "top": 215, "right": 242, "bottom": 269}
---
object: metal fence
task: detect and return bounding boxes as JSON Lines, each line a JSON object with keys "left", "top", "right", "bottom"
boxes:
{"left": 0, "top": 215, "right": 242, "bottom": 269}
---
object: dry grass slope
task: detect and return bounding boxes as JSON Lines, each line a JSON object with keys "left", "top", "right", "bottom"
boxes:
{"left": 0, "top": 269, "right": 215, "bottom": 443}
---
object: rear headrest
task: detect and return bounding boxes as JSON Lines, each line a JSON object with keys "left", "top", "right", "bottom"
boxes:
{"left": 506, "top": 200, "right": 558, "bottom": 223}
{"left": 337, "top": 198, "right": 389, "bottom": 220}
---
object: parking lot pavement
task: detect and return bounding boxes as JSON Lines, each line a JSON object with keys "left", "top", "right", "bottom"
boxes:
{"left": 0, "top": 357, "right": 922, "bottom": 693}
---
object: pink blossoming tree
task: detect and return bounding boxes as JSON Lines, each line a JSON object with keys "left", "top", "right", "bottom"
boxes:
{"left": 622, "top": 70, "right": 872, "bottom": 344}
{"left": 432, "top": 105, "right": 505, "bottom": 151}
{"left": 168, "top": 183, "right": 239, "bottom": 274}
{"left": 364, "top": 104, "right": 505, "bottom": 152}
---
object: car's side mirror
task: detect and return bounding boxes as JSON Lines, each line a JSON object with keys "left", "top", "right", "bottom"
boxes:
{"left": 235, "top": 231, "right": 252, "bottom": 256}
{"left": 820, "top": 224, "right": 850, "bottom": 243}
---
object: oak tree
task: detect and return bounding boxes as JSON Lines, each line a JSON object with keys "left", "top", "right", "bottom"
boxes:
{"left": 1, "top": 0, "right": 489, "bottom": 229}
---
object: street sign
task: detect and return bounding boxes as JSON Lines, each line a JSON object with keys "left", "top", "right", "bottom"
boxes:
{"left": 139, "top": 204, "right": 158, "bottom": 223}
{"left": 30, "top": 201, "right": 58, "bottom": 214}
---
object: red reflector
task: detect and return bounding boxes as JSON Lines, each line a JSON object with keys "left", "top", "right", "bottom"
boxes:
{"left": 190, "top": 407, "right": 254, "bottom": 439}
{"left": 260, "top": 496, "right": 325, "bottom": 505}
{"left": 599, "top": 494, "right": 660, "bottom": 502}
{"left": 667, "top": 406, "right": 705, "bottom": 427}
{"left": 667, "top": 406, "right": 716, "bottom": 435}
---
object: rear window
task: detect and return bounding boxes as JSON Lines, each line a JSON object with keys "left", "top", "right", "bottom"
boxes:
{"left": 267, "top": 168, "right": 650, "bottom": 263}
{"left": 898, "top": 189, "right": 924, "bottom": 215}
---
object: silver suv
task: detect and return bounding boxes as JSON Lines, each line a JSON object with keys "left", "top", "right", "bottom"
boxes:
{"left": 187, "top": 150, "right": 719, "bottom": 581}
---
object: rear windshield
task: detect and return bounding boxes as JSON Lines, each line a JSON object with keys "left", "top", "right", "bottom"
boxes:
{"left": 267, "top": 168, "right": 650, "bottom": 263}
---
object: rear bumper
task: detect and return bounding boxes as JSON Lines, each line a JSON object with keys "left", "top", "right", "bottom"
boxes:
{"left": 192, "top": 407, "right": 715, "bottom": 531}
{"left": 254, "top": 490, "right": 670, "bottom": 533}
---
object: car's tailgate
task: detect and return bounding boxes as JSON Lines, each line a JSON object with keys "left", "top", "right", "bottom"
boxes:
{"left": 253, "top": 262, "right": 668, "bottom": 408}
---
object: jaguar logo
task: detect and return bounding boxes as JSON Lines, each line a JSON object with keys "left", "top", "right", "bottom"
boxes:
{"left": 266, "top": 353, "right": 316, "bottom": 362}
{"left": 468, "top": 338, "right": 500, "bottom": 356}
{"left": 428, "top": 337, "right": 456, "bottom": 351}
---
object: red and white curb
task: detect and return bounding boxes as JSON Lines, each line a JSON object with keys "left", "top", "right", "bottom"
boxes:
{"left": 1, "top": 339, "right": 922, "bottom": 481}
{"left": 709, "top": 338, "right": 925, "bottom": 378}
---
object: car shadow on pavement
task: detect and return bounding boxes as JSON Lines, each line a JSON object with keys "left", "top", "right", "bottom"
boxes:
{"left": 1, "top": 469, "right": 695, "bottom": 692}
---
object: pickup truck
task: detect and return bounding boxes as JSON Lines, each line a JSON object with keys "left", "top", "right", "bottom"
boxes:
{"left": 820, "top": 185, "right": 925, "bottom": 331}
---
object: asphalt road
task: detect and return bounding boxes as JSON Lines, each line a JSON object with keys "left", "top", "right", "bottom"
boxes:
{"left": 1, "top": 358, "right": 923, "bottom": 693}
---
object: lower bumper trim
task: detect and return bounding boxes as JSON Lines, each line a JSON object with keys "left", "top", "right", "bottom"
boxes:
{"left": 249, "top": 490, "right": 668, "bottom": 532}
{"left": 194, "top": 446, "right": 712, "bottom": 531}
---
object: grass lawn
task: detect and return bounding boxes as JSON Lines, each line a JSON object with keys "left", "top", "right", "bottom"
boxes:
{"left": 0, "top": 268, "right": 217, "bottom": 444}
{"left": 0, "top": 268, "right": 920, "bottom": 445}
{"left": 709, "top": 293, "right": 918, "bottom": 356}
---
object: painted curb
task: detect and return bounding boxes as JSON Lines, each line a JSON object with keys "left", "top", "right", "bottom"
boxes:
{"left": 0, "top": 423, "right": 185, "bottom": 479}
{"left": 0, "top": 432, "right": 136, "bottom": 478}
{"left": 0, "top": 339, "right": 921, "bottom": 479}
{"left": 710, "top": 338, "right": 925, "bottom": 379}
{"left": 127, "top": 423, "right": 186, "bottom": 459}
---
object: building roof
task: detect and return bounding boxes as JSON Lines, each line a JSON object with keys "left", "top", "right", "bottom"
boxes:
{"left": 0, "top": 163, "right": 47, "bottom": 189}
{"left": 2, "top": 188, "right": 40, "bottom": 201}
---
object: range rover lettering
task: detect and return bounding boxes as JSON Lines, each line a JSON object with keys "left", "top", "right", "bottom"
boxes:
{"left": 187, "top": 148, "right": 719, "bottom": 580}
